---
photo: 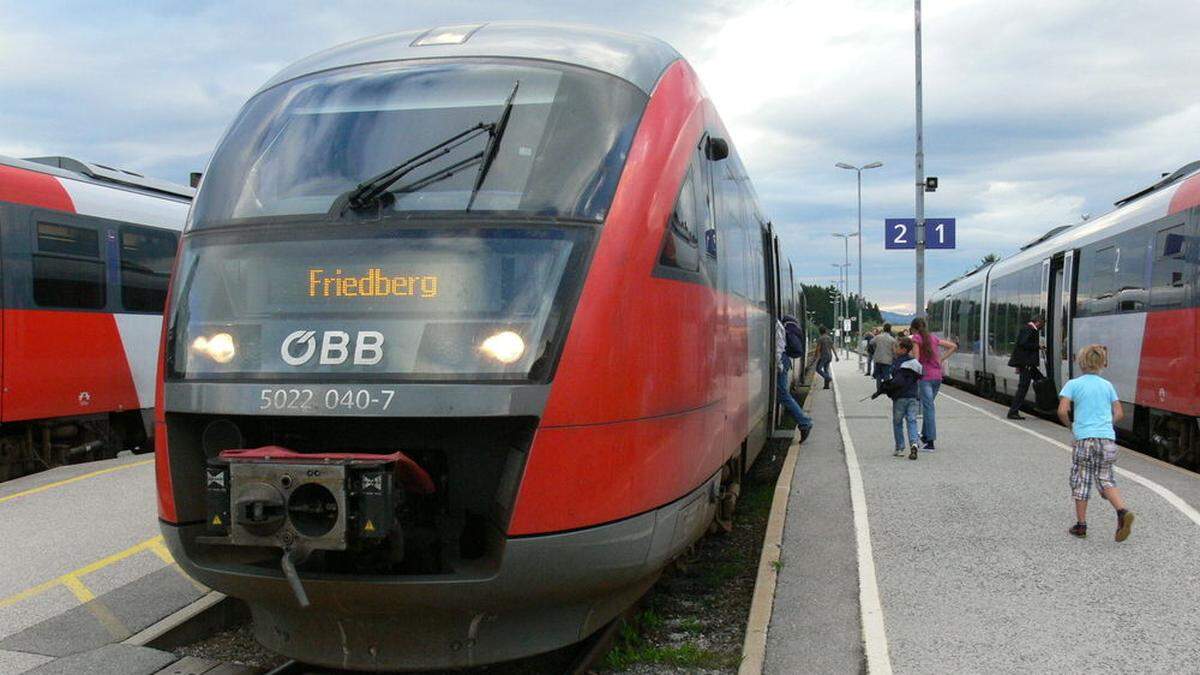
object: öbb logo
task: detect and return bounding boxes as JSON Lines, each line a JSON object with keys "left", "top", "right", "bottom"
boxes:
{"left": 280, "top": 330, "right": 384, "bottom": 366}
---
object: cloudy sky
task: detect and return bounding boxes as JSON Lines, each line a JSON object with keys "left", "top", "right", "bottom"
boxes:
{"left": 3, "top": 0, "right": 1198, "bottom": 311}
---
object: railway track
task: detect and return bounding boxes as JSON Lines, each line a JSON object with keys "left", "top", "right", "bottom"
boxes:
{"left": 261, "top": 612, "right": 623, "bottom": 674}
{"left": 155, "top": 594, "right": 635, "bottom": 675}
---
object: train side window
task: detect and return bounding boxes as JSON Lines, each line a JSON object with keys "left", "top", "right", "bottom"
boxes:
{"left": 32, "top": 222, "right": 106, "bottom": 309}
{"left": 1150, "top": 223, "right": 1191, "bottom": 308}
{"left": 657, "top": 164, "right": 700, "bottom": 274}
{"left": 1113, "top": 230, "right": 1147, "bottom": 312}
{"left": 120, "top": 226, "right": 179, "bottom": 312}
{"left": 1091, "top": 246, "right": 1117, "bottom": 315}
{"left": 695, "top": 140, "right": 717, "bottom": 261}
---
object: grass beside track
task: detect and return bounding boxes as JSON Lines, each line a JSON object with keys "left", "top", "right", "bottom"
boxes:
{"left": 603, "top": 429, "right": 790, "bottom": 673}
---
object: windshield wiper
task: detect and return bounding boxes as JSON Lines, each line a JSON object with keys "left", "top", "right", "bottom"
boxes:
{"left": 335, "top": 122, "right": 491, "bottom": 213}
{"left": 466, "top": 81, "right": 519, "bottom": 211}
{"left": 334, "top": 81, "right": 522, "bottom": 215}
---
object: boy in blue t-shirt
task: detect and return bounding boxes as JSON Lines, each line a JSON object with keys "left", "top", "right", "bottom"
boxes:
{"left": 1057, "top": 344, "right": 1134, "bottom": 541}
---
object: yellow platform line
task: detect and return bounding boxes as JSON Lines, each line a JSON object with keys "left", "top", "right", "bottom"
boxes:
{"left": 62, "top": 574, "right": 130, "bottom": 638}
{"left": 59, "top": 575, "right": 95, "bottom": 603}
{"left": 0, "top": 459, "right": 153, "bottom": 505}
{"left": 147, "top": 537, "right": 209, "bottom": 593}
{"left": 0, "top": 534, "right": 165, "bottom": 610}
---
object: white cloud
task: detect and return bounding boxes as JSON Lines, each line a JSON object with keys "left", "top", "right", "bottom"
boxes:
{"left": 2, "top": 0, "right": 1197, "bottom": 313}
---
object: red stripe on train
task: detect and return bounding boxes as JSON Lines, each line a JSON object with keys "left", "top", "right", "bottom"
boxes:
{"left": 1168, "top": 173, "right": 1200, "bottom": 215}
{"left": 1134, "top": 307, "right": 1200, "bottom": 416}
{"left": 509, "top": 60, "right": 753, "bottom": 535}
{"left": 1, "top": 309, "right": 140, "bottom": 423}
{"left": 0, "top": 165, "right": 75, "bottom": 212}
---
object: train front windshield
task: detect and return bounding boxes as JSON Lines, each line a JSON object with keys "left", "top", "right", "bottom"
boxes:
{"left": 188, "top": 60, "right": 646, "bottom": 223}
{"left": 171, "top": 59, "right": 646, "bottom": 382}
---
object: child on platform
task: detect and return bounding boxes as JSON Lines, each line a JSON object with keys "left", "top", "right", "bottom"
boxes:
{"left": 1057, "top": 344, "right": 1134, "bottom": 541}
{"left": 871, "top": 336, "right": 923, "bottom": 460}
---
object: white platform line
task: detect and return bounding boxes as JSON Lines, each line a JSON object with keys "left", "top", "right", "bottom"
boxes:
{"left": 941, "top": 392, "right": 1200, "bottom": 528}
{"left": 831, "top": 373, "right": 893, "bottom": 674}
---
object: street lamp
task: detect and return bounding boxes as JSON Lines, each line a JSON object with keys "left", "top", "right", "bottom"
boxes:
{"left": 828, "top": 267, "right": 843, "bottom": 336}
{"left": 836, "top": 161, "right": 883, "bottom": 372}
{"left": 832, "top": 233, "right": 857, "bottom": 359}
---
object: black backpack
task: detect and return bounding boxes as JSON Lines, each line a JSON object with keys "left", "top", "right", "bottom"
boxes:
{"left": 782, "top": 318, "right": 805, "bottom": 358}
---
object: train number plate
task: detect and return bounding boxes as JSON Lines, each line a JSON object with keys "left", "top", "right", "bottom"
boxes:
{"left": 258, "top": 387, "right": 396, "bottom": 413}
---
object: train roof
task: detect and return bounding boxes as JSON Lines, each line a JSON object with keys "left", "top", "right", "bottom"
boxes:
{"left": 932, "top": 161, "right": 1200, "bottom": 298}
{"left": 258, "top": 22, "right": 683, "bottom": 96}
{"left": 1, "top": 154, "right": 194, "bottom": 201}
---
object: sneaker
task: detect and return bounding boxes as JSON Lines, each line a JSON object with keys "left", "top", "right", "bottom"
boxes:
{"left": 799, "top": 427, "right": 811, "bottom": 444}
{"left": 823, "top": 382, "right": 831, "bottom": 390}
{"left": 1007, "top": 412, "right": 1026, "bottom": 420}
{"left": 893, "top": 448, "right": 906, "bottom": 457}
{"left": 909, "top": 443, "right": 919, "bottom": 460}
{"left": 922, "top": 440, "right": 936, "bottom": 452}
{"left": 1069, "top": 522, "right": 1087, "bottom": 538}
{"left": 1115, "top": 510, "right": 1134, "bottom": 542}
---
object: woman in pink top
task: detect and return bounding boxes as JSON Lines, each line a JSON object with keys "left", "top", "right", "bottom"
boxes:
{"left": 910, "top": 317, "right": 957, "bottom": 450}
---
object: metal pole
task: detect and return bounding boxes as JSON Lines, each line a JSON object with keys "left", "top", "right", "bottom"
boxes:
{"left": 856, "top": 169, "right": 863, "bottom": 370}
{"left": 842, "top": 238, "right": 850, "bottom": 358}
{"left": 914, "top": 0, "right": 926, "bottom": 319}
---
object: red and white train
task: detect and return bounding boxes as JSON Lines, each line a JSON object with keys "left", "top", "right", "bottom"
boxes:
{"left": 0, "top": 155, "right": 191, "bottom": 480}
{"left": 929, "top": 161, "right": 1200, "bottom": 470}
{"left": 156, "top": 23, "right": 803, "bottom": 670}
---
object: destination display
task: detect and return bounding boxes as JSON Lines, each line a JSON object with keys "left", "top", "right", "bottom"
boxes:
{"left": 168, "top": 228, "right": 592, "bottom": 380}
{"left": 307, "top": 268, "right": 439, "bottom": 299}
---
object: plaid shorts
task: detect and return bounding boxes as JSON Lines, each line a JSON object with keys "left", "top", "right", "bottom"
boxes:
{"left": 1070, "top": 438, "right": 1119, "bottom": 500}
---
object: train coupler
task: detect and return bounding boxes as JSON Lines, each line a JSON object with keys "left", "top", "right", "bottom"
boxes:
{"left": 200, "top": 446, "right": 435, "bottom": 604}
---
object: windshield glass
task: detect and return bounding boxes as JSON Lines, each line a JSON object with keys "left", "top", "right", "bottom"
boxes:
{"left": 189, "top": 60, "right": 646, "bottom": 226}
{"left": 167, "top": 225, "right": 593, "bottom": 382}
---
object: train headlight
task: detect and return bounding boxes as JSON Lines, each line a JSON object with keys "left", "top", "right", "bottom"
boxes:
{"left": 480, "top": 331, "right": 524, "bottom": 364}
{"left": 192, "top": 332, "right": 237, "bottom": 364}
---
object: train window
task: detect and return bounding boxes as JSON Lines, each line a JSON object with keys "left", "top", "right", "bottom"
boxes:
{"left": 1113, "top": 230, "right": 1148, "bottom": 312}
{"left": 36, "top": 222, "right": 98, "bottom": 256}
{"left": 190, "top": 60, "right": 647, "bottom": 226}
{"left": 657, "top": 165, "right": 700, "bottom": 273}
{"left": 32, "top": 222, "right": 105, "bottom": 309}
{"left": 695, "top": 142, "right": 717, "bottom": 262}
{"left": 988, "top": 290, "right": 998, "bottom": 353}
{"left": 1150, "top": 223, "right": 1191, "bottom": 309}
{"left": 1022, "top": 265, "right": 1041, "bottom": 322}
{"left": 1079, "top": 246, "right": 1117, "bottom": 316}
{"left": 716, "top": 164, "right": 749, "bottom": 296}
{"left": 120, "top": 226, "right": 179, "bottom": 312}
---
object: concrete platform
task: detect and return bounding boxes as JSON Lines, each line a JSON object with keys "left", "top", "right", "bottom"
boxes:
{"left": 765, "top": 359, "right": 1200, "bottom": 673}
{"left": 0, "top": 455, "right": 206, "bottom": 674}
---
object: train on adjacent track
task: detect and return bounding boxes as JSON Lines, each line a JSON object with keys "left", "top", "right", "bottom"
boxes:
{"left": 929, "top": 161, "right": 1200, "bottom": 470}
{"left": 156, "top": 23, "right": 806, "bottom": 671}
{"left": 0, "top": 155, "right": 191, "bottom": 480}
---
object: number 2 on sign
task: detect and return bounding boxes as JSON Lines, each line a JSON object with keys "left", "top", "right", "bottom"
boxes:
{"left": 893, "top": 224, "right": 908, "bottom": 245}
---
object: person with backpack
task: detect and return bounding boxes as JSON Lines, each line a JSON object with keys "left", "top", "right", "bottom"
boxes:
{"left": 871, "top": 336, "right": 924, "bottom": 460}
{"left": 777, "top": 317, "right": 813, "bottom": 442}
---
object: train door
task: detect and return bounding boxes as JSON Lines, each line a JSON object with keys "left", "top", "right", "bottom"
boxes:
{"left": 1045, "top": 252, "right": 1072, "bottom": 387}
{"left": 765, "top": 227, "right": 786, "bottom": 436}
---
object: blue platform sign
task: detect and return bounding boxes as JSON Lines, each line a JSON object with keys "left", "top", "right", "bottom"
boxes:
{"left": 884, "top": 218, "right": 956, "bottom": 250}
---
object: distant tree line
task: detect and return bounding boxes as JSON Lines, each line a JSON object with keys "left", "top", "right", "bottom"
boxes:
{"left": 799, "top": 283, "right": 883, "bottom": 331}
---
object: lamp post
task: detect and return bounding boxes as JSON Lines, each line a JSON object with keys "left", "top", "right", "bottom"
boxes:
{"left": 827, "top": 274, "right": 840, "bottom": 341}
{"left": 836, "top": 161, "right": 883, "bottom": 372}
{"left": 832, "top": 233, "right": 857, "bottom": 359}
